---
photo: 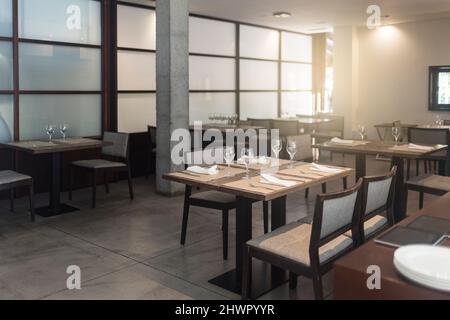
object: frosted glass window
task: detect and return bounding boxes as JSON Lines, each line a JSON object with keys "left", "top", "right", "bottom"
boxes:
{"left": 19, "top": 43, "right": 101, "bottom": 90}
{"left": 117, "top": 5, "right": 155, "bottom": 50}
{"left": 190, "top": 56, "right": 235, "bottom": 91}
{"left": 281, "top": 92, "right": 313, "bottom": 116}
{"left": 282, "top": 63, "right": 312, "bottom": 91}
{"left": 282, "top": 32, "right": 312, "bottom": 62}
{"left": 0, "top": 41, "right": 13, "bottom": 90}
{"left": 0, "top": 0, "right": 12, "bottom": 37}
{"left": 18, "top": 0, "right": 101, "bottom": 45}
{"left": 190, "top": 93, "right": 235, "bottom": 125}
{"left": 118, "top": 51, "right": 155, "bottom": 91}
{"left": 118, "top": 93, "right": 155, "bottom": 132}
{"left": 0, "top": 95, "right": 14, "bottom": 138}
{"left": 189, "top": 17, "right": 235, "bottom": 56}
{"left": 240, "top": 92, "right": 278, "bottom": 120}
{"left": 240, "top": 60, "right": 278, "bottom": 90}
{"left": 240, "top": 25, "right": 279, "bottom": 60}
{"left": 19, "top": 94, "right": 101, "bottom": 140}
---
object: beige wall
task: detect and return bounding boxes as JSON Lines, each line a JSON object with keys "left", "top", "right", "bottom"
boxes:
{"left": 333, "top": 18, "right": 450, "bottom": 140}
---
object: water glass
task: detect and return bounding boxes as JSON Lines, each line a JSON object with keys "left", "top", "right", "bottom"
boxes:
{"left": 357, "top": 125, "right": 367, "bottom": 140}
{"left": 241, "top": 148, "right": 254, "bottom": 180}
{"left": 224, "top": 147, "right": 235, "bottom": 177}
{"left": 392, "top": 126, "right": 401, "bottom": 144}
{"left": 272, "top": 139, "right": 282, "bottom": 160}
{"left": 60, "top": 124, "right": 68, "bottom": 140}
{"left": 45, "top": 124, "right": 55, "bottom": 142}
{"left": 287, "top": 140, "right": 297, "bottom": 168}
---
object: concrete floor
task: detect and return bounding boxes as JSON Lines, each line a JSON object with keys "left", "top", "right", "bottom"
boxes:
{"left": 0, "top": 154, "right": 436, "bottom": 300}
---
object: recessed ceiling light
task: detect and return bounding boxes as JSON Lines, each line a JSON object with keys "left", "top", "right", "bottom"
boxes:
{"left": 273, "top": 12, "right": 291, "bottom": 18}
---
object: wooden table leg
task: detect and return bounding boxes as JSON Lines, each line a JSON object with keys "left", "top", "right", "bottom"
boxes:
{"left": 355, "top": 154, "right": 367, "bottom": 180}
{"left": 392, "top": 156, "right": 407, "bottom": 223}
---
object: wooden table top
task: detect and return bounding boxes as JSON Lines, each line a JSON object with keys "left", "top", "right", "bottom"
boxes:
{"left": 334, "top": 192, "right": 450, "bottom": 300}
{"left": 416, "top": 125, "right": 450, "bottom": 130}
{"left": 163, "top": 160, "right": 353, "bottom": 201}
{"left": 189, "top": 124, "right": 266, "bottom": 132}
{"left": 0, "top": 138, "right": 106, "bottom": 155}
{"left": 314, "top": 141, "right": 447, "bottom": 159}
{"left": 274, "top": 117, "right": 334, "bottom": 125}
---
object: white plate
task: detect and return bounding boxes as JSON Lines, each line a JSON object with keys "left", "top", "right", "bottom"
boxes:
{"left": 394, "top": 245, "right": 450, "bottom": 292}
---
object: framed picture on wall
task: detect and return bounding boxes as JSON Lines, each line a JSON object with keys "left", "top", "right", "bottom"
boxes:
{"left": 429, "top": 66, "right": 450, "bottom": 111}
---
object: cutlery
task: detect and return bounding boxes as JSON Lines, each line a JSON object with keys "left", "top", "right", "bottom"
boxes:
{"left": 273, "top": 174, "right": 307, "bottom": 182}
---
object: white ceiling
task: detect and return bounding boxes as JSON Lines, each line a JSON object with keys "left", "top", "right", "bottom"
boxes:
{"left": 187, "top": 0, "right": 450, "bottom": 33}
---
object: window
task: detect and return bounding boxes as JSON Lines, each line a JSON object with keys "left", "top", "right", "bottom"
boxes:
{"left": 429, "top": 66, "right": 450, "bottom": 111}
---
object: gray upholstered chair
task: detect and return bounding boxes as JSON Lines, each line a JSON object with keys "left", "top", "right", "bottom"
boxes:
{"left": 311, "top": 113, "right": 344, "bottom": 140}
{"left": 407, "top": 127, "right": 449, "bottom": 178}
{"left": 69, "top": 132, "right": 133, "bottom": 208}
{"left": 272, "top": 119, "right": 300, "bottom": 137}
{"left": 345, "top": 166, "right": 396, "bottom": 243}
{"left": 0, "top": 170, "right": 34, "bottom": 222}
{"left": 242, "top": 179, "right": 363, "bottom": 300}
{"left": 180, "top": 149, "right": 269, "bottom": 260}
{"left": 248, "top": 118, "right": 272, "bottom": 129}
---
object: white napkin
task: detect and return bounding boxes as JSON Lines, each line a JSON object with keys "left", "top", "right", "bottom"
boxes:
{"left": 260, "top": 174, "right": 296, "bottom": 188}
{"left": 237, "top": 157, "right": 258, "bottom": 165}
{"left": 310, "top": 163, "right": 343, "bottom": 174}
{"left": 408, "top": 143, "right": 435, "bottom": 151}
{"left": 257, "top": 156, "right": 270, "bottom": 164}
{"left": 187, "top": 165, "right": 219, "bottom": 175}
{"left": 330, "top": 137, "right": 355, "bottom": 145}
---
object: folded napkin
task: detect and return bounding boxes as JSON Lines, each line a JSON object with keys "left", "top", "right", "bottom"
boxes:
{"left": 237, "top": 157, "right": 258, "bottom": 165}
{"left": 330, "top": 137, "right": 356, "bottom": 145}
{"left": 187, "top": 165, "right": 219, "bottom": 175}
{"left": 408, "top": 143, "right": 435, "bottom": 151}
{"left": 310, "top": 163, "right": 343, "bottom": 174}
{"left": 260, "top": 174, "right": 296, "bottom": 188}
{"left": 257, "top": 156, "right": 270, "bottom": 164}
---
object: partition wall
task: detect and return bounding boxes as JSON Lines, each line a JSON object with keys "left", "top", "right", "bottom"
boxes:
{"left": 0, "top": 0, "right": 315, "bottom": 139}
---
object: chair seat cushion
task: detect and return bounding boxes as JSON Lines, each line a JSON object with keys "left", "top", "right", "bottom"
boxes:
{"left": 190, "top": 191, "right": 236, "bottom": 204}
{"left": 0, "top": 170, "right": 32, "bottom": 185}
{"left": 345, "top": 215, "right": 388, "bottom": 238}
{"left": 248, "top": 222, "right": 353, "bottom": 266}
{"left": 72, "top": 159, "right": 127, "bottom": 169}
{"left": 406, "top": 174, "right": 450, "bottom": 192}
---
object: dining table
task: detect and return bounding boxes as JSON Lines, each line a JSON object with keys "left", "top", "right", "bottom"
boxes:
{"left": 0, "top": 138, "right": 108, "bottom": 217}
{"left": 313, "top": 140, "right": 449, "bottom": 223}
{"left": 163, "top": 158, "right": 353, "bottom": 297}
{"left": 334, "top": 191, "right": 450, "bottom": 300}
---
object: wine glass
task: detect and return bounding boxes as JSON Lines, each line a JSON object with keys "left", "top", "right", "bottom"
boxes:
{"left": 224, "top": 147, "right": 235, "bottom": 177}
{"left": 357, "top": 125, "right": 367, "bottom": 141}
{"left": 286, "top": 140, "right": 297, "bottom": 168}
{"left": 60, "top": 124, "right": 68, "bottom": 140}
{"left": 241, "top": 148, "right": 254, "bottom": 180}
{"left": 392, "top": 126, "right": 401, "bottom": 144}
{"left": 434, "top": 114, "right": 442, "bottom": 127}
{"left": 45, "top": 124, "right": 55, "bottom": 142}
{"left": 272, "top": 139, "right": 282, "bottom": 160}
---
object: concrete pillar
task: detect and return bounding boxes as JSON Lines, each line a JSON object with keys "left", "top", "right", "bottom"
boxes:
{"left": 333, "top": 26, "right": 359, "bottom": 139}
{"left": 155, "top": 0, "right": 189, "bottom": 195}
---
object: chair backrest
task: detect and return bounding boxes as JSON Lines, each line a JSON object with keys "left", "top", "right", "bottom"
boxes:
{"left": 101, "top": 132, "right": 130, "bottom": 160}
{"left": 272, "top": 120, "right": 299, "bottom": 136}
{"left": 310, "top": 179, "right": 363, "bottom": 254}
{"left": 360, "top": 166, "right": 397, "bottom": 227}
{"left": 248, "top": 118, "right": 272, "bottom": 129}
{"left": 408, "top": 127, "right": 449, "bottom": 145}
{"left": 183, "top": 147, "right": 224, "bottom": 167}
{"left": 444, "top": 120, "right": 450, "bottom": 126}
{"left": 316, "top": 113, "right": 344, "bottom": 135}
{"left": 286, "top": 134, "right": 312, "bottom": 161}
{"left": 147, "top": 125, "right": 156, "bottom": 146}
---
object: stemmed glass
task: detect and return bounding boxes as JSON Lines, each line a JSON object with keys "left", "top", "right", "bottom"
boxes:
{"left": 60, "top": 124, "right": 68, "bottom": 140}
{"left": 45, "top": 124, "right": 55, "bottom": 142}
{"left": 272, "top": 139, "right": 282, "bottom": 161}
{"left": 434, "top": 115, "right": 442, "bottom": 127}
{"left": 241, "top": 148, "right": 254, "bottom": 180}
{"left": 286, "top": 140, "right": 297, "bottom": 168}
{"left": 357, "top": 125, "right": 367, "bottom": 141}
{"left": 224, "top": 147, "right": 235, "bottom": 177}
{"left": 392, "top": 126, "right": 401, "bottom": 144}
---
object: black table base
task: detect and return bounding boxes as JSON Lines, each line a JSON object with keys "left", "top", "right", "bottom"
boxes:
{"left": 209, "top": 261, "right": 287, "bottom": 298}
{"left": 35, "top": 203, "right": 79, "bottom": 218}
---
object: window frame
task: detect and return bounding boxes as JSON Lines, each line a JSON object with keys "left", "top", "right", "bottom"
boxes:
{"left": 429, "top": 66, "right": 450, "bottom": 111}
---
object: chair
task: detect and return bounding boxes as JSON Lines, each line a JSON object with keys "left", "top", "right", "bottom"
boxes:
{"left": 242, "top": 179, "right": 363, "bottom": 300}
{"left": 444, "top": 120, "right": 450, "bottom": 126}
{"left": 146, "top": 125, "right": 156, "bottom": 178}
{"left": 407, "top": 127, "right": 449, "bottom": 179}
{"left": 248, "top": 118, "right": 272, "bottom": 129}
{"left": 0, "top": 170, "right": 34, "bottom": 222}
{"left": 180, "top": 149, "right": 269, "bottom": 260}
{"left": 345, "top": 166, "right": 396, "bottom": 244}
{"left": 69, "top": 132, "right": 134, "bottom": 208}
{"left": 311, "top": 113, "right": 344, "bottom": 140}
{"left": 406, "top": 175, "right": 450, "bottom": 209}
{"left": 272, "top": 119, "right": 300, "bottom": 137}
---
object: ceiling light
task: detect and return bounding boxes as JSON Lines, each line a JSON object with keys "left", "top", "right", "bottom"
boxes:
{"left": 273, "top": 12, "right": 291, "bottom": 18}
